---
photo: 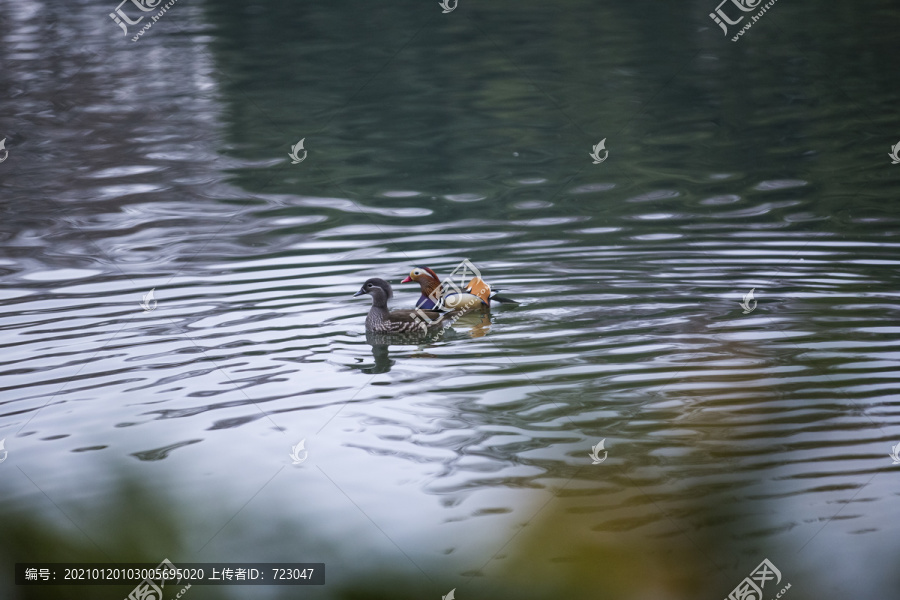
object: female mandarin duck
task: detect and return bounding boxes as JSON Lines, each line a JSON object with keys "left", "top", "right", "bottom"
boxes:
{"left": 401, "top": 266, "right": 516, "bottom": 311}
{"left": 354, "top": 278, "right": 459, "bottom": 334}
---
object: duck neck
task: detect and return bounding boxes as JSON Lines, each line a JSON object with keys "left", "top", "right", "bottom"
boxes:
{"left": 419, "top": 276, "right": 441, "bottom": 301}
{"left": 367, "top": 290, "right": 391, "bottom": 327}
{"left": 370, "top": 293, "right": 389, "bottom": 311}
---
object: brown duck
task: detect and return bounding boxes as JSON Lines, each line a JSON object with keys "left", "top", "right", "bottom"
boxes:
{"left": 353, "top": 278, "right": 460, "bottom": 334}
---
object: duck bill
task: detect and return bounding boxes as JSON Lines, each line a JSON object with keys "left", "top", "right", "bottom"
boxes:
{"left": 400, "top": 276, "right": 412, "bottom": 283}
{"left": 353, "top": 289, "right": 365, "bottom": 297}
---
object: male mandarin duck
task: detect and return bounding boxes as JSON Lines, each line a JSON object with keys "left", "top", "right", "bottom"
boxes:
{"left": 401, "top": 266, "right": 516, "bottom": 311}
{"left": 354, "top": 278, "right": 460, "bottom": 334}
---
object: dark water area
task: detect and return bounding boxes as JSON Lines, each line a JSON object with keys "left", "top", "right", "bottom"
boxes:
{"left": 2, "top": 0, "right": 900, "bottom": 598}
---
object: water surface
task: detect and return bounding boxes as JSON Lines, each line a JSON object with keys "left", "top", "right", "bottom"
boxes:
{"left": 2, "top": 0, "right": 900, "bottom": 598}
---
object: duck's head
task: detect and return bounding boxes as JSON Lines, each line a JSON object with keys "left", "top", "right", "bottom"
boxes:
{"left": 353, "top": 278, "right": 393, "bottom": 301}
{"left": 401, "top": 266, "right": 440, "bottom": 286}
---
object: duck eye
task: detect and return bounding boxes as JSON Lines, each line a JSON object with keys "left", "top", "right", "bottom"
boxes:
{"left": 366, "top": 283, "right": 373, "bottom": 288}
{"left": 413, "top": 269, "right": 420, "bottom": 275}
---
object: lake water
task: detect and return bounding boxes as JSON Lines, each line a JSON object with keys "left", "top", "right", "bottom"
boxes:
{"left": 2, "top": 0, "right": 900, "bottom": 598}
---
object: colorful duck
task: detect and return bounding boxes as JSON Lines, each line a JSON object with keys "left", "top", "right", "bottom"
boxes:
{"left": 354, "top": 278, "right": 459, "bottom": 334}
{"left": 401, "top": 266, "right": 516, "bottom": 311}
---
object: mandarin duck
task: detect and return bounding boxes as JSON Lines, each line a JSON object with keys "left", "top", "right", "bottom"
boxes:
{"left": 401, "top": 266, "right": 517, "bottom": 311}
{"left": 354, "top": 278, "right": 460, "bottom": 334}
